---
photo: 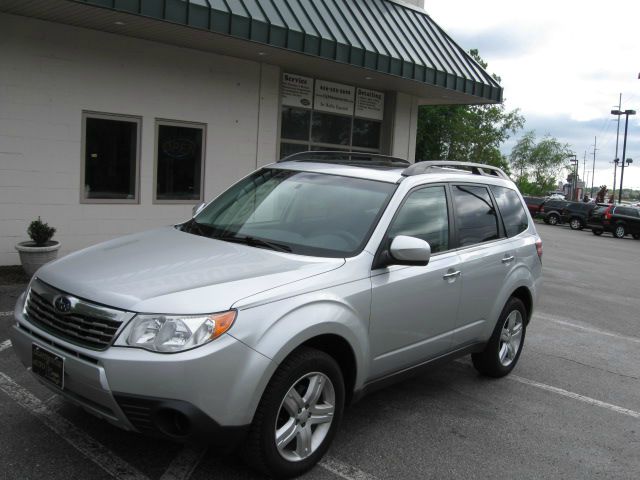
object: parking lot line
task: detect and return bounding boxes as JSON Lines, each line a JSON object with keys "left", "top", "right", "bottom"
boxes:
{"left": 0, "top": 340, "right": 12, "bottom": 352}
{"left": 159, "top": 446, "right": 206, "bottom": 480}
{"left": 0, "top": 371, "right": 150, "bottom": 480}
{"left": 320, "top": 456, "right": 379, "bottom": 480}
{"left": 535, "top": 312, "right": 640, "bottom": 344}
{"left": 510, "top": 374, "right": 640, "bottom": 419}
{"left": 0, "top": 311, "right": 13, "bottom": 317}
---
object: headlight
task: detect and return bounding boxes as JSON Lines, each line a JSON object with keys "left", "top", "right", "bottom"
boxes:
{"left": 118, "top": 310, "right": 236, "bottom": 353}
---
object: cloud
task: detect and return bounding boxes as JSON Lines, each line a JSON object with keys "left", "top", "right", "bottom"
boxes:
{"left": 451, "top": 27, "right": 541, "bottom": 60}
{"left": 424, "top": 0, "right": 640, "bottom": 188}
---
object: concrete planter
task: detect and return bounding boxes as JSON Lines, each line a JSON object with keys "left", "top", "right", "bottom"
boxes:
{"left": 15, "top": 241, "right": 61, "bottom": 277}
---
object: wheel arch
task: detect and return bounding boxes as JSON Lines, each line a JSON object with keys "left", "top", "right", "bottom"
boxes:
{"left": 299, "top": 334, "right": 358, "bottom": 405}
{"left": 510, "top": 285, "right": 533, "bottom": 324}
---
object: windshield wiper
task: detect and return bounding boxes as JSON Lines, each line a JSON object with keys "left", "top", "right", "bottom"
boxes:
{"left": 216, "top": 234, "right": 292, "bottom": 253}
{"left": 181, "top": 218, "right": 208, "bottom": 237}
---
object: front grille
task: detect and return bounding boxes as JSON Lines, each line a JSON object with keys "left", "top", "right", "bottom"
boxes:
{"left": 25, "top": 289, "right": 121, "bottom": 350}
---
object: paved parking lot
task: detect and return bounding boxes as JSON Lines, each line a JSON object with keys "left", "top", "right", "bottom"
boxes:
{"left": 1, "top": 223, "right": 639, "bottom": 479}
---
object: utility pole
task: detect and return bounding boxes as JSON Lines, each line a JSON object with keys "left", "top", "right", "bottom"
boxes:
{"left": 591, "top": 137, "right": 598, "bottom": 197}
{"left": 582, "top": 150, "right": 587, "bottom": 189}
{"left": 612, "top": 94, "right": 622, "bottom": 200}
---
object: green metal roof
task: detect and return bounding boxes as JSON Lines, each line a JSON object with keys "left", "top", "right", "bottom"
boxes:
{"left": 75, "top": 0, "right": 503, "bottom": 102}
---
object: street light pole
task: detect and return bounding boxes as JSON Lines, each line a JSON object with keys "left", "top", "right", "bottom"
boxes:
{"left": 568, "top": 154, "right": 578, "bottom": 200}
{"left": 612, "top": 109, "right": 636, "bottom": 204}
{"left": 612, "top": 94, "right": 622, "bottom": 199}
{"left": 612, "top": 158, "right": 619, "bottom": 203}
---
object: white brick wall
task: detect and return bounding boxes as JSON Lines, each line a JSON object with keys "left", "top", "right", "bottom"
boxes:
{"left": 0, "top": 13, "right": 420, "bottom": 266}
{"left": 0, "top": 13, "right": 280, "bottom": 265}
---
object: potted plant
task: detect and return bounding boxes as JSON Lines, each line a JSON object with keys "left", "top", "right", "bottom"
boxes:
{"left": 15, "top": 217, "right": 61, "bottom": 276}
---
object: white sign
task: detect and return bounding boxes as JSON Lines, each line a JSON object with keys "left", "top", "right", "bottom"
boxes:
{"left": 281, "top": 73, "right": 313, "bottom": 109}
{"left": 314, "top": 80, "right": 355, "bottom": 115}
{"left": 355, "top": 88, "right": 385, "bottom": 121}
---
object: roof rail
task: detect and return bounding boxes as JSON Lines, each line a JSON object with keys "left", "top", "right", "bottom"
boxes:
{"left": 402, "top": 161, "right": 510, "bottom": 179}
{"left": 278, "top": 151, "right": 411, "bottom": 168}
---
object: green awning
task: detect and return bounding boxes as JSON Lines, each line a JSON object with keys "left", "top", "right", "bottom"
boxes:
{"left": 75, "top": 0, "right": 502, "bottom": 102}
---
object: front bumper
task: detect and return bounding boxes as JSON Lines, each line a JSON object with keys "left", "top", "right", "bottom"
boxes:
{"left": 9, "top": 294, "right": 272, "bottom": 444}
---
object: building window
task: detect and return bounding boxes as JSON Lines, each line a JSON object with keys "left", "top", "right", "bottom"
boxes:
{"left": 279, "top": 73, "right": 384, "bottom": 158}
{"left": 154, "top": 120, "right": 205, "bottom": 203}
{"left": 82, "top": 112, "right": 141, "bottom": 203}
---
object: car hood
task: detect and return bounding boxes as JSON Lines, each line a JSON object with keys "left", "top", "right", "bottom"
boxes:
{"left": 36, "top": 226, "right": 345, "bottom": 313}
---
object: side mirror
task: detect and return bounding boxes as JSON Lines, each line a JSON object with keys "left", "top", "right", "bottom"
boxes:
{"left": 192, "top": 202, "right": 206, "bottom": 217}
{"left": 387, "top": 235, "right": 431, "bottom": 266}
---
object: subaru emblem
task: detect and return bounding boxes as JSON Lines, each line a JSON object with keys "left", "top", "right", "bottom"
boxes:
{"left": 53, "top": 296, "right": 72, "bottom": 314}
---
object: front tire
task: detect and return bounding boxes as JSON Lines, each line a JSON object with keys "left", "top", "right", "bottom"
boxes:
{"left": 245, "top": 347, "right": 344, "bottom": 479}
{"left": 547, "top": 213, "right": 560, "bottom": 226}
{"left": 472, "top": 297, "right": 527, "bottom": 378}
{"left": 614, "top": 224, "right": 626, "bottom": 239}
{"left": 633, "top": 234, "right": 640, "bottom": 240}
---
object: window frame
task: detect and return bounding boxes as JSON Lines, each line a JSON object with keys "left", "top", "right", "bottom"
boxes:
{"left": 372, "top": 182, "right": 454, "bottom": 270}
{"left": 449, "top": 182, "right": 506, "bottom": 250}
{"left": 80, "top": 111, "right": 142, "bottom": 204}
{"left": 153, "top": 118, "right": 207, "bottom": 205}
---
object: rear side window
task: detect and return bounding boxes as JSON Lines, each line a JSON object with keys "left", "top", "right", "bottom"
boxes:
{"left": 490, "top": 186, "right": 529, "bottom": 237}
{"left": 388, "top": 186, "right": 449, "bottom": 253}
{"left": 452, "top": 185, "right": 500, "bottom": 247}
{"left": 615, "top": 207, "right": 638, "bottom": 217}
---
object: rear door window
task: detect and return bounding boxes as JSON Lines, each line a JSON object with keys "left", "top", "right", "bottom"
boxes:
{"left": 490, "top": 186, "right": 528, "bottom": 237}
{"left": 452, "top": 185, "right": 500, "bottom": 247}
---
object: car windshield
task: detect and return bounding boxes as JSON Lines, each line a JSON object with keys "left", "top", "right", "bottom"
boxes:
{"left": 187, "top": 168, "right": 396, "bottom": 257}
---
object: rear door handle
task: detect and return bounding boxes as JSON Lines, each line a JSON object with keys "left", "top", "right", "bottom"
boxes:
{"left": 443, "top": 270, "right": 461, "bottom": 280}
{"left": 501, "top": 255, "right": 515, "bottom": 264}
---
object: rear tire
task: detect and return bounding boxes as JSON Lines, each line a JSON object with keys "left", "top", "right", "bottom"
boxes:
{"left": 244, "top": 347, "right": 344, "bottom": 479}
{"left": 592, "top": 229, "right": 603, "bottom": 236}
{"left": 614, "top": 224, "right": 626, "bottom": 239}
{"left": 472, "top": 297, "right": 527, "bottom": 378}
{"left": 547, "top": 213, "right": 559, "bottom": 226}
{"left": 569, "top": 218, "right": 582, "bottom": 230}
{"left": 633, "top": 234, "right": 640, "bottom": 240}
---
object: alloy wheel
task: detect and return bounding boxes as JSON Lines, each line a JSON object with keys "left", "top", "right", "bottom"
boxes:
{"left": 615, "top": 226, "right": 625, "bottom": 238}
{"left": 548, "top": 215, "right": 559, "bottom": 225}
{"left": 570, "top": 219, "right": 581, "bottom": 230}
{"left": 275, "top": 372, "right": 335, "bottom": 462}
{"left": 498, "top": 310, "right": 524, "bottom": 367}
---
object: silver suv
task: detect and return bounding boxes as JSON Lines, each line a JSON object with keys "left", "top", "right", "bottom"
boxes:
{"left": 11, "top": 153, "right": 542, "bottom": 478}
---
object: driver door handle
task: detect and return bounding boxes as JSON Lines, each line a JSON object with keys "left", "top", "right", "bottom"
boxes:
{"left": 501, "top": 255, "right": 515, "bottom": 264}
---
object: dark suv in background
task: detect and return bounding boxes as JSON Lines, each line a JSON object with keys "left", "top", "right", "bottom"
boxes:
{"left": 588, "top": 205, "right": 640, "bottom": 239}
{"left": 561, "top": 202, "right": 597, "bottom": 230}
{"left": 523, "top": 197, "right": 596, "bottom": 230}
{"left": 539, "top": 199, "right": 570, "bottom": 225}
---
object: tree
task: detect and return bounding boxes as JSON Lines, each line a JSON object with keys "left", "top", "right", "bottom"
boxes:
{"left": 415, "top": 50, "right": 524, "bottom": 173}
{"left": 509, "top": 131, "right": 573, "bottom": 196}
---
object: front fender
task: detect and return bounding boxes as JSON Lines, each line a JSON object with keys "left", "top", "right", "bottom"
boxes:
{"left": 228, "top": 283, "right": 371, "bottom": 422}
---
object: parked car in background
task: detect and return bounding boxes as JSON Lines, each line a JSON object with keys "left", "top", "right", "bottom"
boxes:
{"left": 588, "top": 205, "right": 640, "bottom": 239}
{"left": 539, "top": 199, "right": 570, "bottom": 225}
{"left": 523, "top": 196, "right": 546, "bottom": 217}
{"left": 561, "top": 202, "right": 597, "bottom": 230}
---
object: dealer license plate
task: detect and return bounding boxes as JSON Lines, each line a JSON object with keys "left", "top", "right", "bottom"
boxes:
{"left": 32, "top": 344, "right": 64, "bottom": 389}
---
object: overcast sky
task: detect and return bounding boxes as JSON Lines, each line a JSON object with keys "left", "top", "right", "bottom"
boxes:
{"left": 425, "top": 0, "right": 640, "bottom": 190}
